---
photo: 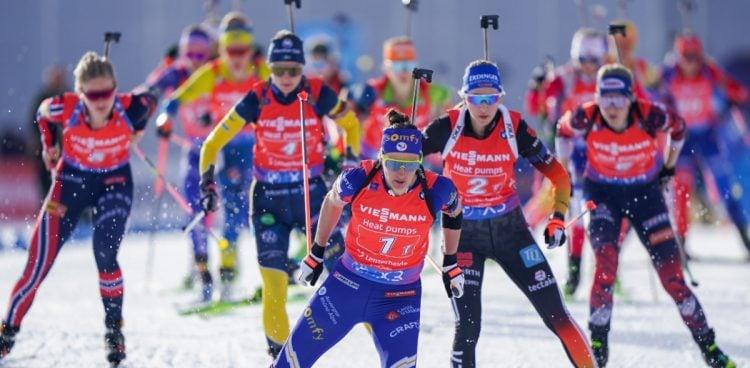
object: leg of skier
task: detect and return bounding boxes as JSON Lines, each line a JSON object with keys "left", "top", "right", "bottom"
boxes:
{"left": 1, "top": 168, "right": 90, "bottom": 358}
{"left": 448, "top": 218, "right": 489, "bottom": 368}
{"left": 183, "top": 150, "right": 211, "bottom": 300}
{"left": 273, "top": 265, "right": 365, "bottom": 368}
{"left": 493, "top": 210, "right": 595, "bottom": 368}
{"left": 91, "top": 167, "right": 133, "bottom": 365}
{"left": 700, "top": 132, "right": 750, "bottom": 252}
{"left": 366, "top": 281, "right": 422, "bottom": 368}
{"left": 587, "top": 198, "right": 625, "bottom": 368}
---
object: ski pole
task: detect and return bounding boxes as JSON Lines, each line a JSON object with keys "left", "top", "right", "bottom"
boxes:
{"left": 284, "top": 0, "right": 301, "bottom": 33}
{"left": 298, "top": 90, "right": 314, "bottom": 252}
{"left": 402, "top": 0, "right": 418, "bottom": 37}
{"left": 169, "top": 134, "right": 193, "bottom": 150}
{"left": 103, "top": 32, "right": 121, "bottom": 59}
{"left": 608, "top": 23, "right": 627, "bottom": 64}
{"left": 565, "top": 200, "right": 597, "bottom": 229}
{"left": 664, "top": 184, "right": 699, "bottom": 287}
{"left": 132, "top": 144, "right": 193, "bottom": 214}
{"left": 480, "top": 15, "right": 499, "bottom": 61}
{"left": 410, "top": 68, "right": 433, "bottom": 121}
{"left": 425, "top": 253, "right": 441, "bottom": 273}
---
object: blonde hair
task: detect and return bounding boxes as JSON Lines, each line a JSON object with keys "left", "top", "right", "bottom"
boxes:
{"left": 73, "top": 51, "right": 115, "bottom": 92}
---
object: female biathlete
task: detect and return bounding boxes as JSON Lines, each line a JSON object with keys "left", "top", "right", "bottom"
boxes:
{"left": 197, "top": 30, "right": 361, "bottom": 357}
{"left": 162, "top": 12, "right": 269, "bottom": 300}
{"left": 274, "top": 109, "right": 465, "bottom": 368}
{"left": 556, "top": 63, "right": 735, "bottom": 368}
{"left": 422, "top": 60, "right": 596, "bottom": 368}
{"left": 144, "top": 23, "right": 216, "bottom": 297}
{"left": 0, "top": 52, "right": 156, "bottom": 366}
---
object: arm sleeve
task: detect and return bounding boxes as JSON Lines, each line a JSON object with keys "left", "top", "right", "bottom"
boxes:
{"left": 333, "top": 167, "right": 368, "bottom": 203}
{"left": 36, "top": 96, "right": 63, "bottom": 149}
{"left": 430, "top": 176, "right": 461, "bottom": 215}
{"left": 199, "top": 107, "right": 248, "bottom": 174}
{"left": 126, "top": 92, "right": 158, "bottom": 131}
{"left": 166, "top": 64, "right": 216, "bottom": 116}
{"left": 233, "top": 91, "right": 261, "bottom": 124}
{"left": 518, "top": 119, "right": 571, "bottom": 215}
{"left": 421, "top": 115, "right": 453, "bottom": 156}
{"left": 315, "top": 84, "right": 341, "bottom": 117}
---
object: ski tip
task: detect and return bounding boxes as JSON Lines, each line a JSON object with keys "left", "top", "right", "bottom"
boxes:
{"left": 585, "top": 200, "right": 597, "bottom": 210}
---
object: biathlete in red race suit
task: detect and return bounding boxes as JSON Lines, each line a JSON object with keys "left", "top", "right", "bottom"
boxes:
{"left": 658, "top": 32, "right": 750, "bottom": 255}
{"left": 0, "top": 52, "right": 156, "bottom": 366}
{"left": 274, "top": 109, "right": 464, "bottom": 368}
{"left": 424, "top": 60, "right": 596, "bottom": 368}
{"left": 197, "top": 30, "right": 362, "bottom": 358}
{"left": 556, "top": 63, "right": 736, "bottom": 368}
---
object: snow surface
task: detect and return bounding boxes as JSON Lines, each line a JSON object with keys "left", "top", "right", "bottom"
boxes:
{"left": 0, "top": 224, "right": 748, "bottom": 367}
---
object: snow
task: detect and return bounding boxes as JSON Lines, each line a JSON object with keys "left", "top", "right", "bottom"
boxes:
{"left": 0, "top": 224, "right": 748, "bottom": 367}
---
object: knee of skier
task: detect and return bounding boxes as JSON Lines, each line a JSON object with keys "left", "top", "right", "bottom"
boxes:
{"left": 593, "top": 244, "right": 618, "bottom": 286}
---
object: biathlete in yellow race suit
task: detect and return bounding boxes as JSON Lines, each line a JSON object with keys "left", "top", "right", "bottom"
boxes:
{"left": 163, "top": 12, "right": 270, "bottom": 300}
{"left": 197, "top": 30, "right": 361, "bottom": 357}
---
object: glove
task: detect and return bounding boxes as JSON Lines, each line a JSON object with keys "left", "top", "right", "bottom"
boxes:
{"left": 298, "top": 242, "right": 325, "bottom": 287}
{"left": 658, "top": 165, "right": 675, "bottom": 190}
{"left": 42, "top": 146, "right": 60, "bottom": 171}
{"left": 155, "top": 112, "right": 173, "bottom": 138}
{"left": 528, "top": 65, "right": 547, "bottom": 90}
{"left": 198, "top": 112, "right": 213, "bottom": 127}
{"left": 441, "top": 253, "right": 465, "bottom": 298}
{"left": 544, "top": 212, "right": 567, "bottom": 249}
{"left": 342, "top": 147, "right": 359, "bottom": 171}
{"left": 199, "top": 166, "right": 219, "bottom": 213}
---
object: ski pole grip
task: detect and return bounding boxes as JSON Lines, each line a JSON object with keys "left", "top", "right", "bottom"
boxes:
{"left": 480, "top": 15, "right": 499, "bottom": 30}
{"left": 284, "top": 0, "right": 301, "bottom": 8}
{"left": 608, "top": 23, "right": 627, "bottom": 37}
{"left": 412, "top": 68, "right": 433, "bottom": 83}
{"left": 297, "top": 90, "right": 309, "bottom": 102}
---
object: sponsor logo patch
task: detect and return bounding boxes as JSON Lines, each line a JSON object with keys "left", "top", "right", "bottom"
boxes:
{"left": 519, "top": 245, "right": 544, "bottom": 268}
{"left": 384, "top": 290, "right": 417, "bottom": 298}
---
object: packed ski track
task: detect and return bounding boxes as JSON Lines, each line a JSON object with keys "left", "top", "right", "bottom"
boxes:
{"left": 0, "top": 224, "right": 748, "bottom": 367}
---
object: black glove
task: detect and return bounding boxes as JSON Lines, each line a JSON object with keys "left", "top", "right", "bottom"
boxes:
{"left": 298, "top": 242, "right": 326, "bottom": 286}
{"left": 198, "top": 112, "right": 213, "bottom": 127}
{"left": 441, "top": 253, "right": 465, "bottom": 298}
{"left": 658, "top": 165, "right": 676, "bottom": 189}
{"left": 528, "top": 64, "right": 547, "bottom": 90}
{"left": 543, "top": 212, "right": 567, "bottom": 249}
{"left": 199, "top": 165, "right": 219, "bottom": 212}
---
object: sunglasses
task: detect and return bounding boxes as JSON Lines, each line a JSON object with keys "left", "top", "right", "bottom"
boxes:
{"left": 465, "top": 93, "right": 502, "bottom": 106}
{"left": 578, "top": 56, "right": 602, "bottom": 65}
{"left": 186, "top": 51, "right": 208, "bottom": 61}
{"left": 271, "top": 65, "right": 303, "bottom": 77}
{"left": 386, "top": 60, "right": 417, "bottom": 73}
{"left": 226, "top": 47, "right": 250, "bottom": 57}
{"left": 83, "top": 87, "right": 116, "bottom": 101}
{"left": 598, "top": 95, "right": 630, "bottom": 108}
{"left": 382, "top": 157, "right": 422, "bottom": 172}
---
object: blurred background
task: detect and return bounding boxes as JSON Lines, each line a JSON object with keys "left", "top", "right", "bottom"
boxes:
{"left": 1, "top": 0, "right": 749, "bottom": 245}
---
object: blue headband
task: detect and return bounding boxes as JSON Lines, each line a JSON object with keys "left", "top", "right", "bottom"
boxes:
{"left": 461, "top": 63, "right": 503, "bottom": 94}
{"left": 268, "top": 34, "right": 305, "bottom": 64}
{"left": 381, "top": 128, "right": 423, "bottom": 155}
{"left": 598, "top": 74, "right": 632, "bottom": 96}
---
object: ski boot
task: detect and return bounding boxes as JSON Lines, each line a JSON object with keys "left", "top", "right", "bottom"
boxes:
{"left": 696, "top": 329, "right": 736, "bottom": 368}
{"left": 267, "top": 338, "right": 283, "bottom": 359}
{"left": 219, "top": 267, "right": 237, "bottom": 301}
{"left": 197, "top": 262, "right": 213, "bottom": 302}
{"left": 218, "top": 239, "right": 238, "bottom": 301}
{"left": 0, "top": 322, "right": 18, "bottom": 359}
{"left": 104, "top": 323, "right": 126, "bottom": 367}
{"left": 590, "top": 329, "right": 609, "bottom": 367}
{"left": 564, "top": 256, "right": 581, "bottom": 297}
